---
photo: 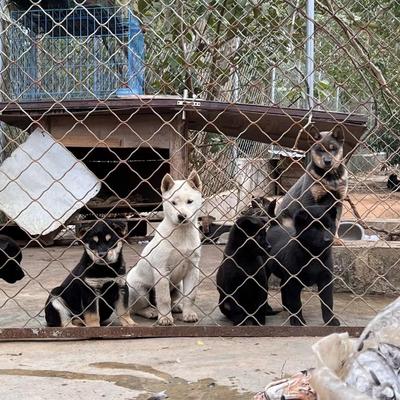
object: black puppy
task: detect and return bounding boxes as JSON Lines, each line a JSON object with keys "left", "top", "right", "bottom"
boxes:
{"left": 266, "top": 206, "right": 340, "bottom": 326}
{"left": 387, "top": 174, "right": 400, "bottom": 192}
{"left": 45, "top": 220, "right": 135, "bottom": 327}
{"left": 242, "top": 196, "right": 274, "bottom": 217}
{"left": 216, "top": 215, "right": 277, "bottom": 325}
{"left": 0, "top": 235, "right": 24, "bottom": 283}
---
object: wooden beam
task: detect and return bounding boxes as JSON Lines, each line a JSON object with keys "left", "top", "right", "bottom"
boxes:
{"left": 0, "top": 98, "right": 368, "bottom": 155}
{"left": 169, "top": 113, "right": 189, "bottom": 179}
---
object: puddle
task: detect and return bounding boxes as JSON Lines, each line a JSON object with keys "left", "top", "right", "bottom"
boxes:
{"left": 0, "top": 362, "right": 254, "bottom": 399}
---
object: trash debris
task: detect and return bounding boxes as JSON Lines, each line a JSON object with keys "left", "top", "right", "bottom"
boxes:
{"left": 364, "top": 234, "right": 380, "bottom": 241}
{"left": 357, "top": 297, "right": 400, "bottom": 351}
{"left": 147, "top": 391, "right": 168, "bottom": 400}
{"left": 254, "top": 370, "right": 317, "bottom": 400}
{"left": 345, "top": 345, "right": 400, "bottom": 399}
{"left": 0, "top": 128, "right": 101, "bottom": 235}
{"left": 311, "top": 296, "right": 400, "bottom": 400}
{"left": 254, "top": 298, "right": 400, "bottom": 400}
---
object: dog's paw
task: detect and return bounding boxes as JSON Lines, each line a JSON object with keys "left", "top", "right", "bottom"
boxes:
{"left": 138, "top": 307, "right": 158, "bottom": 319}
{"left": 172, "top": 303, "right": 183, "bottom": 313}
{"left": 182, "top": 310, "right": 198, "bottom": 323}
{"left": 120, "top": 316, "right": 137, "bottom": 327}
{"left": 158, "top": 314, "right": 174, "bottom": 326}
{"left": 290, "top": 316, "right": 306, "bottom": 326}
{"left": 326, "top": 317, "right": 341, "bottom": 326}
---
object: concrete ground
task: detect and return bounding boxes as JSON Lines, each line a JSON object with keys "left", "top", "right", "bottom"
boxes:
{"left": 0, "top": 336, "right": 320, "bottom": 399}
{"left": 0, "top": 211, "right": 396, "bottom": 399}
{"left": 0, "top": 244, "right": 395, "bottom": 328}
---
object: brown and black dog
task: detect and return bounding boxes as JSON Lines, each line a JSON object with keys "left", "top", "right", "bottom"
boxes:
{"left": 274, "top": 125, "right": 348, "bottom": 233}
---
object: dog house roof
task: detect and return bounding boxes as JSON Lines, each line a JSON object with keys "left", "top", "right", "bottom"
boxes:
{"left": 0, "top": 96, "right": 368, "bottom": 155}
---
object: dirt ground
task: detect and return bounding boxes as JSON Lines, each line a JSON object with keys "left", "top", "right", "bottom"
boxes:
{"left": 0, "top": 243, "right": 394, "bottom": 329}
{"left": 343, "top": 191, "right": 400, "bottom": 219}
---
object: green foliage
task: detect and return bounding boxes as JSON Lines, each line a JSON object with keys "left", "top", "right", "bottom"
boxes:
{"left": 133, "top": 0, "right": 399, "bottom": 162}
{"left": 6, "top": 0, "right": 400, "bottom": 162}
{"left": 314, "top": 0, "right": 400, "bottom": 163}
{"left": 135, "top": 0, "right": 304, "bottom": 101}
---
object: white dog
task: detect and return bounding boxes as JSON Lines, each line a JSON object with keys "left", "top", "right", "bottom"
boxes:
{"left": 127, "top": 170, "right": 203, "bottom": 326}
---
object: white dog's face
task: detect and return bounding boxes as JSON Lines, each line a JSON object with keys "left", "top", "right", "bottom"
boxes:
{"left": 161, "top": 170, "right": 203, "bottom": 226}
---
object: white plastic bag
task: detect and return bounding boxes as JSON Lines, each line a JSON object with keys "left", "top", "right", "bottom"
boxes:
{"left": 311, "top": 297, "right": 400, "bottom": 400}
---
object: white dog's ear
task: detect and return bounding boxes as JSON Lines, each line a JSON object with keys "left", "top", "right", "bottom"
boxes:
{"left": 187, "top": 170, "right": 202, "bottom": 192}
{"left": 161, "top": 173, "right": 175, "bottom": 193}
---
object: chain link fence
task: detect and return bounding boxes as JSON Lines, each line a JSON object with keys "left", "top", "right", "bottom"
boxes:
{"left": 0, "top": 0, "right": 398, "bottom": 338}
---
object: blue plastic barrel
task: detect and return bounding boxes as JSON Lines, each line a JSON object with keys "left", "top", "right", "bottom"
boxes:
{"left": 116, "top": 12, "right": 145, "bottom": 96}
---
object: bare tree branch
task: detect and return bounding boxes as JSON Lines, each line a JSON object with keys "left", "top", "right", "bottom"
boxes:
{"left": 318, "top": 0, "right": 390, "bottom": 93}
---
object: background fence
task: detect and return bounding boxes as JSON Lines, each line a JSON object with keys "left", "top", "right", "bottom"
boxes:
{"left": 0, "top": 0, "right": 398, "bottom": 338}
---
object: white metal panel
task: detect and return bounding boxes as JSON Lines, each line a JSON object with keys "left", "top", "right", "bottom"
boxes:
{"left": 0, "top": 128, "right": 101, "bottom": 235}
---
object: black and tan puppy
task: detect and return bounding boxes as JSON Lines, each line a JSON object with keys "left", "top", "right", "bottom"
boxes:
{"left": 275, "top": 126, "right": 347, "bottom": 232}
{"left": 45, "top": 220, "right": 135, "bottom": 327}
{"left": 266, "top": 205, "right": 340, "bottom": 326}
{"left": 0, "top": 235, "right": 24, "bottom": 283}
{"left": 216, "top": 215, "right": 277, "bottom": 326}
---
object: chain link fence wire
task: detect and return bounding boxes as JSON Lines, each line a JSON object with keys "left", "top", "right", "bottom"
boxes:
{"left": 0, "top": 0, "right": 398, "bottom": 337}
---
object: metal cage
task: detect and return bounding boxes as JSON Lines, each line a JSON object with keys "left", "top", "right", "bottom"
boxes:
{"left": 7, "top": 6, "right": 144, "bottom": 101}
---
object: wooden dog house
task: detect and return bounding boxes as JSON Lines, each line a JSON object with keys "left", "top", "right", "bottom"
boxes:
{"left": 0, "top": 96, "right": 368, "bottom": 240}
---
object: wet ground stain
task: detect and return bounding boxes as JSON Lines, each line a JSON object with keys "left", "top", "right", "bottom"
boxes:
{"left": 0, "top": 362, "right": 255, "bottom": 399}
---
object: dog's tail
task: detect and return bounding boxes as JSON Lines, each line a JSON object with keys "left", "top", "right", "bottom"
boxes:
{"left": 45, "top": 287, "right": 70, "bottom": 327}
{"left": 267, "top": 199, "right": 279, "bottom": 226}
